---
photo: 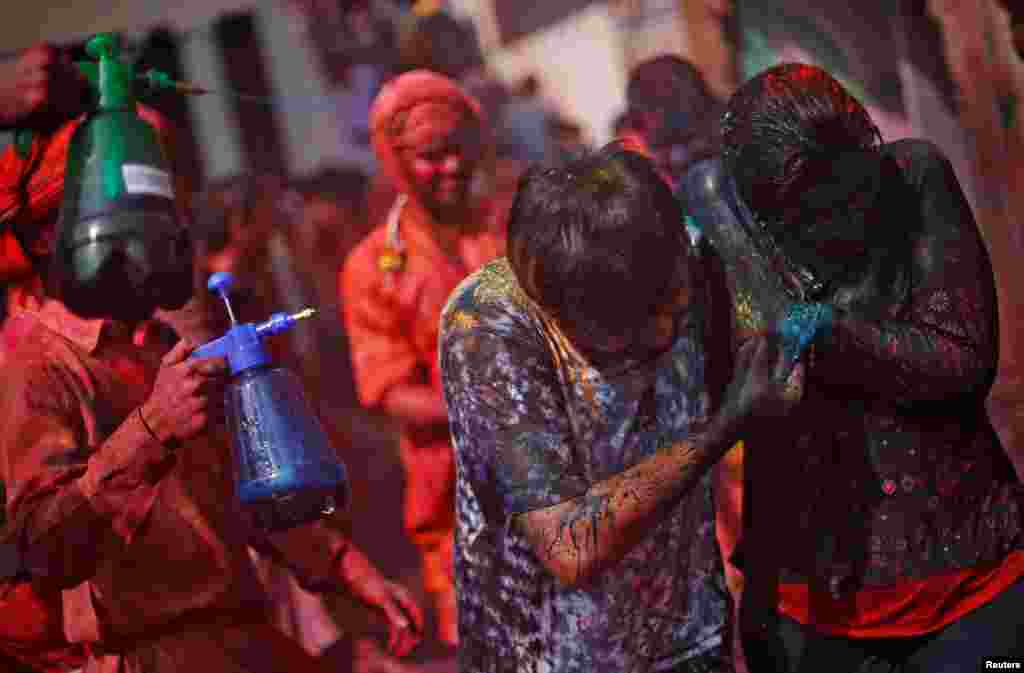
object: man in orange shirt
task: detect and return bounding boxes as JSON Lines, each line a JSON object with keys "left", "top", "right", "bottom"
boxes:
{"left": 341, "top": 70, "right": 503, "bottom": 648}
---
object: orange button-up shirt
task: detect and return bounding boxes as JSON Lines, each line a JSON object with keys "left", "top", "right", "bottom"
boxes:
{"left": 341, "top": 200, "right": 503, "bottom": 434}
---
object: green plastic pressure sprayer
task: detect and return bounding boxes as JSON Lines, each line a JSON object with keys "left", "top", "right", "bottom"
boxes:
{"left": 25, "top": 33, "right": 352, "bottom": 532}
{"left": 45, "top": 33, "right": 207, "bottom": 320}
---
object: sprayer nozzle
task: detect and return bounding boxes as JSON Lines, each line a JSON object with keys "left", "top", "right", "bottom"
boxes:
{"left": 140, "top": 69, "right": 210, "bottom": 96}
{"left": 292, "top": 308, "right": 317, "bottom": 322}
{"left": 173, "top": 82, "right": 210, "bottom": 96}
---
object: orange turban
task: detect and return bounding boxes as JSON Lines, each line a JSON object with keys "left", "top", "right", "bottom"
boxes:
{"left": 0, "top": 104, "right": 176, "bottom": 281}
{"left": 369, "top": 70, "right": 487, "bottom": 223}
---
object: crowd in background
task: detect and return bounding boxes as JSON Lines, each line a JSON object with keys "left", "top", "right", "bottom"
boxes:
{"left": 182, "top": 0, "right": 597, "bottom": 482}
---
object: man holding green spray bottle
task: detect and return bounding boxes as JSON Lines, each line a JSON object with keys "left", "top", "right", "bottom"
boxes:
{"left": 0, "top": 38, "right": 422, "bottom": 673}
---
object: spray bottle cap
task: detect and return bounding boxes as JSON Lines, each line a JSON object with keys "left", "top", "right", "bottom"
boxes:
{"left": 67, "top": 33, "right": 139, "bottom": 201}
{"left": 192, "top": 272, "right": 317, "bottom": 375}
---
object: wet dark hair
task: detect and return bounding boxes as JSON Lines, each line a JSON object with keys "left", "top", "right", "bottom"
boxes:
{"left": 721, "top": 63, "right": 882, "bottom": 227}
{"left": 507, "top": 142, "right": 689, "bottom": 342}
{"left": 721, "top": 63, "right": 913, "bottom": 303}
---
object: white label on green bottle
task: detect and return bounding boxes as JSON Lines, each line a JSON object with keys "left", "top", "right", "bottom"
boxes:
{"left": 122, "top": 164, "right": 174, "bottom": 199}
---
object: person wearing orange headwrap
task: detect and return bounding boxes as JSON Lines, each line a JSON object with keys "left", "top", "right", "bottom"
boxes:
{"left": 0, "top": 50, "right": 423, "bottom": 673}
{"left": 340, "top": 70, "right": 504, "bottom": 648}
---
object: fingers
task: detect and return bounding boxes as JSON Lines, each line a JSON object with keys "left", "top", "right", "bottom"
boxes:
{"left": 392, "top": 625, "right": 420, "bottom": 657}
{"left": 737, "top": 334, "right": 779, "bottom": 383}
{"left": 387, "top": 625, "right": 401, "bottom": 657}
{"left": 782, "top": 362, "right": 806, "bottom": 404}
{"left": 388, "top": 616, "right": 420, "bottom": 658}
{"left": 190, "top": 355, "right": 229, "bottom": 377}
{"left": 733, "top": 336, "right": 759, "bottom": 372}
{"left": 382, "top": 603, "right": 411, "bottom": 655}
{"left": 164, "top": 337, "right": 228, "bottom": 379}
{"left": 395, "top": 586, "right": 425, "bottom": 635}
{"left": 162, "top": 338, "right": 196, "bottom": 366}
{"left": 378, "top": 584, "right": 423, "bottom": 657}
{"left": 766, "top": 333, "right": 793, "bottom": 385}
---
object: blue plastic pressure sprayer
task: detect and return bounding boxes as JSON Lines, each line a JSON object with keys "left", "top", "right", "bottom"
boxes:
{"left": 193, "top": 271, "right": 349, "bottom": 532}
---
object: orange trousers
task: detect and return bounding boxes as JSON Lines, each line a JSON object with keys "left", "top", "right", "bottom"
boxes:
{"left": 398, "top": 435, "right": 456, "bottom": 642}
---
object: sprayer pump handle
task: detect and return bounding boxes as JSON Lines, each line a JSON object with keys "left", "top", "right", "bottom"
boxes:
{"left": 207, "top": 272, "right": 235, "bottom": 296}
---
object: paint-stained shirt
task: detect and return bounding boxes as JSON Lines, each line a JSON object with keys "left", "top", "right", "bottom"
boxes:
{"left": 440, "top": 258, "right": 730, "bottom": 673}
{"left": 682, "top": 140, "right": 1024, "bottom": 638}
{"left": 0, "top": 300, "right": 344, "bottom": 673}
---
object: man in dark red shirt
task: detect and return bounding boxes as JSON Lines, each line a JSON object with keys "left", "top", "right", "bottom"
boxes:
{"left": 0, "top": 43, "right": 421, "bottom": 673}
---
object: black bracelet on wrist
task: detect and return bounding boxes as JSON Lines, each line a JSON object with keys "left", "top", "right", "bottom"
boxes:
{"left": 137, "top": 407, "right": 181, "bottom": 452}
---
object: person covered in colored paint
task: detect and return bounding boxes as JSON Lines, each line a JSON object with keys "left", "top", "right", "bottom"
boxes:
{"left": 341, "top": 69, "right": 503, "bottom": 648}
{"left": 0, "top": 78, "right": 422, "bottom": 673}
{"left": 684, "top": 62, "right": 1024, "bottom": 672}
{"left": 439, "top": 143, "right": 803, "bottom": 673}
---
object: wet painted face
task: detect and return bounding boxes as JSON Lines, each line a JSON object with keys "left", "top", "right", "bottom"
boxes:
{"left": 396, "top": 102, "right": 483, "bottom": 220}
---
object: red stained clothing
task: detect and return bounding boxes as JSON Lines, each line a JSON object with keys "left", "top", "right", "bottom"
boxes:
{"left": 341, "top": 198, "right": 502, "bottom": 599}
{"left": 0, "top": 581, "right": 85, "bottom": 672}
{"left": 777, "top": 550, "right": 1024, "bottom": 638}
{"left": 716, "top": 443, "right": 1024, "bottom": 639}
{"left": 0, "top": 300, "right": 335, "bottom": 673}
{"left": 342, "top": 201, "right": 502, "bottom": 409}
{"left": 342, "top": 70, "right": 503, "bottom": 626}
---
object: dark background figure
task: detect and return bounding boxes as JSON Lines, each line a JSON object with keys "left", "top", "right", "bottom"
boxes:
{"left": 396, "top": 8, "right": 482, "bottom": 81}
{"left": 496, "top": 74, "right": 552, "bottom": 164}
{"left": 624, "top": 54, "right": 725, "bottom": 194}
{"left": 283, "top": 0, "right": 404, "bottom": 166}
{"left": 440, "top": 144, "right": 800, "bottom": 673}
{"left": 546, "top": 116, "right": 588, "bottom": 163}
